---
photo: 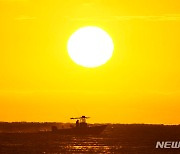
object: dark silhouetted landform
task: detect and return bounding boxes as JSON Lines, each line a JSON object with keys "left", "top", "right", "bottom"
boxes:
{"left": 1, "top": 122, "right": 180, "bottom": 134}
{"left": 0, "top": 122, "right": 65, "bottom": 133}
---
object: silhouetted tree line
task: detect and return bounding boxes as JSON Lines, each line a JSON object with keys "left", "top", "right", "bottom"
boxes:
{"left": 0, "top": 122, "right": 68, "bottom": 133}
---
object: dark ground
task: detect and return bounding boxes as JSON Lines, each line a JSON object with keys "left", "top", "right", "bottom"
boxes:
{"left": 0, "top": 123, "right": 180, "bottom": 153}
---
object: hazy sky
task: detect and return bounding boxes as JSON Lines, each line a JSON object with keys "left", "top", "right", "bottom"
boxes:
{"left": 0, "top": 0, "right": 180, "bottom": 124}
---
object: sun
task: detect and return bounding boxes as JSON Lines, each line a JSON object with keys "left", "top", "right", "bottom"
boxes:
{"left": 67, "top": 26, "right": 114, "bottom": 68}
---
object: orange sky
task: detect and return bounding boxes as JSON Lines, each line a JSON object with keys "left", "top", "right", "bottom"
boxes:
{"left": 0, "top": 0, "right": 180, "bottom": 124}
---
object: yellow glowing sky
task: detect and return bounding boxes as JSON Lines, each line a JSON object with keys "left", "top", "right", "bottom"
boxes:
{"left": 0, "top": 0, "right": 180, "bottom": 124}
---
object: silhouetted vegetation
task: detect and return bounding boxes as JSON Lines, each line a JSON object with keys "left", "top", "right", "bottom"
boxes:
{"left": 0, "top": 122, "right": 71, "bottom": 133}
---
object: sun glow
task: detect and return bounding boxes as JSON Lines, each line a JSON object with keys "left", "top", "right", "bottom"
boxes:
{"left": 67, "top": 26, "right": 114, "bottom": 68}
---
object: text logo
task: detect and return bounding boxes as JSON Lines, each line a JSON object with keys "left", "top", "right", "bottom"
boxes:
{"left": 156, "top": 141, "right": 180, "bottom": 149}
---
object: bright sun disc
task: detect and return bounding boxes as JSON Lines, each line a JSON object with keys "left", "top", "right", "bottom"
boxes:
{"left": 67, "top": 26, "right": 114, "bottom": 68}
